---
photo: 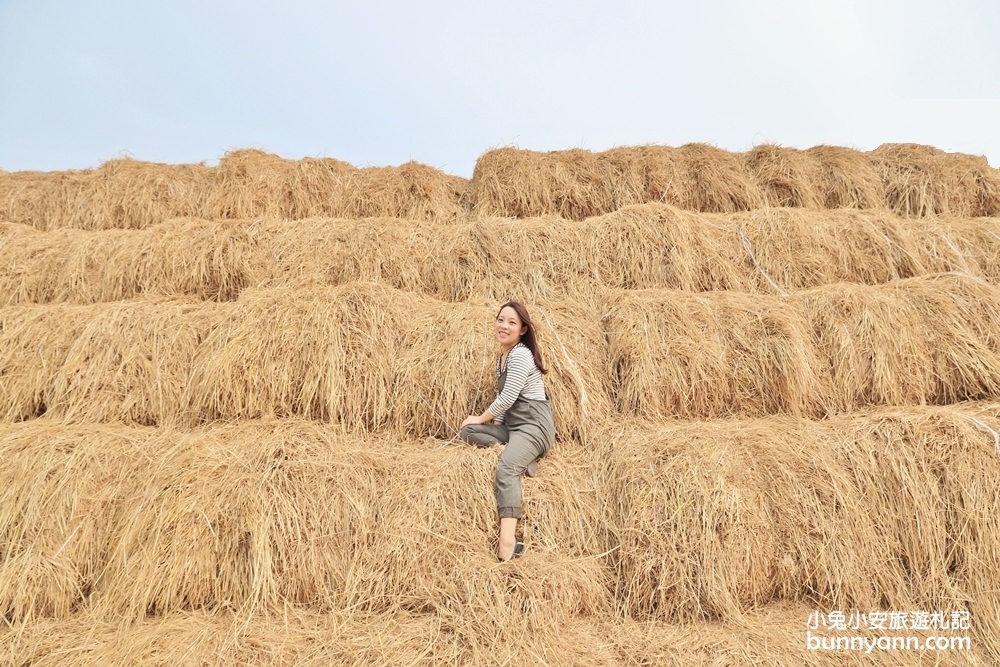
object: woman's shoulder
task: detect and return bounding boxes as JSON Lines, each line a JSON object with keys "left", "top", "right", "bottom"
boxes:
{"left": 508, "top": 343, "right": 535, "bottom": 365}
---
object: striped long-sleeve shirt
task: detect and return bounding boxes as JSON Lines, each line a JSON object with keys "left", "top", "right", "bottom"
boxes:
{"left": 489, "top": 343, "right": 547, "bottom": 423}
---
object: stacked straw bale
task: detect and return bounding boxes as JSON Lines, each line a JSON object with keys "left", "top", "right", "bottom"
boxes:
{"left": 470, "top": 143, "right": 1000, "bottom": 219}
{"left": 872, "top": 143, "right": 1000, "bottom": 218}
{"left": 743, "top": 144, "right": 826, "bottom": 208}
{"left": 0, "top": 219, "right": 257, "bottom": 305}
{"left": 606, "top": 273, "right": 1000, "bottom": 419}
{"left": 185, "top": 283, "right": 606, "bottom": 439}
{"left": 1, "top": 408, "right": 996, "bottom": 664}
{"left": 0, "top": 299, "right": 228, "bottom": 424}
{"left": 470, "top": 144, "right": 766, "bottom": 219}
{"left": 0, "top": 160, "right": 214, "bottom": 230}
{"left": 2, "top": 602, "right": 988, "bottom": 666}
{"left": 0, "top": 151, "right": 468, "bottom": 231}
{"left": 5, "top": 206, "right": 1000, "bottom": 307}
{"left": 0, "top": 421, "right": 608, "bottom": 637}
{"left": 4, "top": 142, "right": 1000, "bottom": 665}
{"left": 807, "top": 144, "right": 885, "bottom": 209}
{"left": 6, "top": 275, "right": 1000, "bottom": 429}
{"left": 598, "top": 405, "right": 1000, "bottom": 627}
{"left": 210, "top": 149, "right": 467, "bottom": 222}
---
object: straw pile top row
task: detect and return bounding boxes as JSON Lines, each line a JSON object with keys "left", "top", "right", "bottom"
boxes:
{"left": 1, "top": 143, "right": 998, "bottom": 229}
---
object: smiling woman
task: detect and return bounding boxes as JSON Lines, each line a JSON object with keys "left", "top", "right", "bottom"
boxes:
{"left": 459, "top": 301, "right": 555, "bottom": 561}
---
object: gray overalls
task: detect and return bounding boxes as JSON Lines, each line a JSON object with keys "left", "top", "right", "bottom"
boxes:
{"left": 460, "top": 362, "right": 556, "bottom": 519}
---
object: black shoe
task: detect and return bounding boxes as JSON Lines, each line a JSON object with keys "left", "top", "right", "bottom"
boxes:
{"left": 499, "top": 541, "right": 525, "bottom": 562}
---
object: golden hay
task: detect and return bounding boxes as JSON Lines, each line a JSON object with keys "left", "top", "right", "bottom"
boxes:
{"left": 0, "top": 421, "right": 607, "bottom": 632}
{"left": 6, "top": 276, "right": 1000, "bottom": 429}
{"left": 1, "top": 603, "right": 990, "bottom": 666}
{"left": 331, "top": 160, "right": 469, "bottom": 221}
{"left": 607, "top": 602, "right": 988, "bottom": 666}
{"left": 90, "top": 158, "right": 215, "bottom": 230}
{"left": 600, "top": 145, "right": 685, "bottom": 208}
{"left": 210, "top": 149, "right": 467, "bottom": 223}
{"left": 470, "top": 147, "right": 615, "bottom": 220}
{"left": 0, "top": 169, "right": 88, "bottom": 230}
{"left": 604, "top": 288, "right": 826, "bottom": 419}
{"left": 742, "top": 144, "right": 826, "bottom": 208}
{"left": 606, "top": 273, "right": 1000, "bottom": 419}
{"left": 807, "top": 144, "right": 885, "bottom": 209}
{"left": 597, "top": 404, "right": 1000, "bottom": 640}
{"left": 0, "top": 304, "right": 94, "bottom": 421}
{"left": 0, "top": 160, "right": 213, "bottom": 231}
{"left": 673, "top": 142, "right": 766, "bottom": 213}
{"left": 6, "top": 205, "right": 1000, "bottom": 307}
{"left": 185, "top": 283, "right": 606, "bottom": 439}
{"left": 0, "top": 219, "right": 260, "bottom": 306}
{"left": 0, "top": 422, "right": 148, "bottom": 622}
{"left": 470, "top": 144, "right": 765, "bottom": 219}
{"left": 794, "top": 273, "right": 1000, "bottom": 412}
{"left": 1, "top": 414, "right": 995, "bottom": 663}
{"left": 870, "top": 143, "right": 1000, "bottom": 218}
{"left": 47, "top": 299, "right": 227, "bottom": 425}
{"left": 209, "top": 149, "right": 350, "bottom": 220}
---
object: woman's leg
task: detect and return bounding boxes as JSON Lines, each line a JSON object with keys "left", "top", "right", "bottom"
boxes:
{"left": 494, "top": 429, "right": 548, "bottom": 560}
{"left": 498, "top": 517, "right": 519, "bottom": 560}
{"left": 459, "top": 423, "right": 508, "bottom": 448}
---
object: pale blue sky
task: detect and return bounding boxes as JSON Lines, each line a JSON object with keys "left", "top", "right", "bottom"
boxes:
{"left": 1, "top": 0, "right": 998, "bottom": 175}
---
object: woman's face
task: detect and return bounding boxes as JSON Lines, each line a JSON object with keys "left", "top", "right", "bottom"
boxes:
{"left": 496, "top": 306, "right": 527, "bottom": 349}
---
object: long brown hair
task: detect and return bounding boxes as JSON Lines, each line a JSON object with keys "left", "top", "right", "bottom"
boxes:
{"left": 497, "top": 301, "right": 547, "bottom": 374}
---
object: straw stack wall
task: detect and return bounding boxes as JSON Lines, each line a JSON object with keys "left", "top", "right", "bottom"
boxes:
{"left": 5, "top": 206, "right": 1000, "bottom": 307}
{"left": 598, "top": 405, "right": 1000, "bottom": 636}
{"left": 0, "top": 151, "right": 468, "bottom": 230}
{"left": 0, "top": 421, "right": 608, "bottom": 629}
{"left": 872, "top": 143, "right": 1000, "bottom": 218}
{"left": 2, "top": 602, "right": 988, "bottom": 666}
{"left": 208, "top": 149, "right": 469, "bottom": 223}
{"left": 470, "top": 143, "right": 1000, "bottom": 219}
{"left": 606, "top": 273, "right": 1000, "bottom": 419}
{"left": 0, "top": 160, "right": 214, "bottom": 231}
{"left": 5, "top": 276, "right": 1000, "bottom": 428}
{"left": 1, "top": 408, "right": 996, "bottom": 662}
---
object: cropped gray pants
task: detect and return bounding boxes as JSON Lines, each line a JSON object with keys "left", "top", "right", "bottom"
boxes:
{"left": 460, "top": 397, "right": 555, "bottom": 519}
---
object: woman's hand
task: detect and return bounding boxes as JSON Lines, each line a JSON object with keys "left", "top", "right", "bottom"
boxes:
{"left": 460, "top": 415, "right": 482, "bottom": 429}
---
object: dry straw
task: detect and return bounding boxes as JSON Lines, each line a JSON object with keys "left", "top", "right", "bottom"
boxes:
{"left": 0, "top": 219, "right": 258, "bottom": 305}
{"left": 794, "top": 273, "right": 1000, "bottom": 412}
{"left": 807, "top": 144, "right": 885, "bottom": 209}
{"left": 0, "top": 160, "right": 213, "bottom": 231}
{"left": 597, "top": 404, "right": 1000, "bottom": 646}
{"left": 0, "top": 303, "right": 93, "bottom": 421}
{"left": 1, "top": 412, "right": 996, "bottom": 664}
{"left": 7, "top": 206, "right": 1000, "bottom": 308}
{"left": 604, "top": 288, "right": 826, "bottom": 419}
{"left": 0, "top": 421, "right": 608, "bottom": 635}
{"left": 3, "top": 603, "right": 990, "bottom": 666}
{"left": 870, "top": 143, "right": 1000, "bottom": 218}
{"left": 6, "top": 275, "right": 1000, "bottom": 428}
{"left": 469, "top": 144, "right": 765, "bottom": 220}
{"left": 0, "top": 422, "right": 148, "bottom": 623}
{"left": 46, "top": 298, "right": 227, "bottom": 426}
{"left": 185, "top": 283, "right": 605, "bottom": 439}
{"left": 210, "top": 149, "right": 467, "bottom": 223}
{"left": 606, "top": 273, "right": 1000, "bottom": 420}
{"left": 742, "top": 144, "right": 825, "bottom": 208}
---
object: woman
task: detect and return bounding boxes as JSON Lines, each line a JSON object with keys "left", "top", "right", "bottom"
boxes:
{"left": 460, "top": 301, "right": 556, "bottom": 562}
